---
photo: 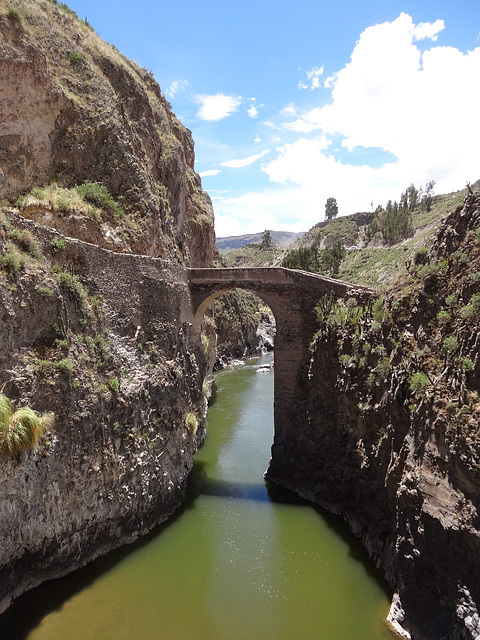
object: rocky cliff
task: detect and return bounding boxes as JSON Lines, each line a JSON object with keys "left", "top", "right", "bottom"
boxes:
{"left": 0, "top": 0, "right": 214, "bottom": 266}
{"left": 0, "top": 0, "right": 214, "bottom": 614}
{"left": 267, "top": 189, "right": 480, "bottom": 639}
{"left": 213, "top": 290, "right": 275, "bottom": 368}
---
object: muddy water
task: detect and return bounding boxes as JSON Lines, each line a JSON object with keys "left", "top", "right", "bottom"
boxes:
{"left": 1, "top": 353, "right": 397, "bottom": 639}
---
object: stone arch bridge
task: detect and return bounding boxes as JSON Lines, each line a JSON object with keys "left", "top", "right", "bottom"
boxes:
{"left": 187, "top": 267, "right": 373, "bottom": 456}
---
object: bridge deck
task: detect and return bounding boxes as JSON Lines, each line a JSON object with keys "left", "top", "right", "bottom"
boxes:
{"left": 187, "top": 267, "right": 373, "bottom": 298}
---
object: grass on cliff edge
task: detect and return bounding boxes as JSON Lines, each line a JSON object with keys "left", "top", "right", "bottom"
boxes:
{"left": 0, "top": 393, "right": 54, "bottom": 456}
{"left": 16, "top": 182, "right": 124, "bottom": 221}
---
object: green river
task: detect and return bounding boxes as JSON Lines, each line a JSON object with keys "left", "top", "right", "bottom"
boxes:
{"left": 1, "top": 353, "right": 397, "bottom": 639}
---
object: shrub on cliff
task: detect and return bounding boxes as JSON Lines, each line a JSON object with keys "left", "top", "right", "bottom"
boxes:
{"left": 75, "top": 182, "right": 124, "bottom": 218}
{"left": 0, "top": 394, "right": 54, "bottom": 456}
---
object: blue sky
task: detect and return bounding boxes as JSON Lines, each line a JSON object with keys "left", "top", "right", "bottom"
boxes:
{"left": 67, "top": 0, "right": 480, "bottom": 236}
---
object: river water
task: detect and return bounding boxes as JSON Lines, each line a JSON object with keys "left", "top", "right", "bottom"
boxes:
{"left": 1, "top": 353, "right": 397, "bottom": 640}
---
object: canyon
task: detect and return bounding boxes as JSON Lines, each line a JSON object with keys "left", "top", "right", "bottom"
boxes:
{"left": 1, "top": 2, "right": 479, "bottom": 639}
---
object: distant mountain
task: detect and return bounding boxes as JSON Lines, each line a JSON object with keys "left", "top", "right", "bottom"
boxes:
{"left": 216, "top": 230, "right": 305, "bottom": 254}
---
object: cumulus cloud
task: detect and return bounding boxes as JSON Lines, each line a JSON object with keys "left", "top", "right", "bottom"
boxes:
{"left": 199, "top": 169, "right": 221, "bottom": 177}
{"left": 165, "top": 79, "right": 188, "bottom": 98}
{"left": 221, "top": 150, "right": 270, "bottom": 168}
{"left": 412, "top": 19, "right": 444, "bottom": 41}
{"left": 279, "top": 13, "right": 480, "bottom": 193}
{"left": 195, "top": 93, "right": 242, "bottom": 121}
{"left": 280, "top": 103, "right": 297, "bottom": 117}
{"left": 247, "top": 104, "right": 259, "bottom": 118}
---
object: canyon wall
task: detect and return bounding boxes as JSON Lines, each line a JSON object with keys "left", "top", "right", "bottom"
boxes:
{"left": 0, "top": 215, "right": 209, "bottom": 614}
{"left": 0, "top": 0, "right": 215, "bottom": 613}
{"left": 267, "top": 191, "right": 480, "bottom": 639}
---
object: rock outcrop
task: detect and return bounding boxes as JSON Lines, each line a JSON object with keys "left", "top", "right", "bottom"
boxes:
{"left": 267, "top": 190, "right": 480, "bottom": 639}
{"left": 0, "top": 0, "right": 214, "bottom": 266}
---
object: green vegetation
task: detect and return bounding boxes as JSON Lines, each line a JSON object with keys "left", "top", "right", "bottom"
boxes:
{"left": 17, "top": 182, "right": 124, "bottom": 222}
{"left": 185, "top": 412, "right": 198, "bottom": 436}
{"left": 0, "top": 393, "right": 54, "bottom": 457}
{"left": 459, "top": 294, "right": 480, "bottom": 320}
{"left": 436, "top": 310, "right": 451, "bottom": 324}
{"left": 50, "top": 236, "right": 66, "bottom": 253}
{"left": 325, "top": 197, "right": 338, "bottom": 221}
{"left": 35, "top": 358, "right": 74, "bottom": 374}
{"left": 0, "top": 227, "right": 43, "bottom": 270}
{"left": 69, "top": 51, "right": 84, "bottom": 64}
{"left": 260, "top": 229, "right": 272, "bottom": 249}
{"left": 282, "top": 239, "right": 346, "bottom": 276}
{"left": 7, "top": 6, "right": 22, "bottom": 24}
{"left": 0, "top": 244, "right": 24, "bottom": 272}
{"left": 54, "top": 269, "right": 87, "bottom": 303}
{"left": 367, "top": 183, "right": 435, "bottom": 244}
{"left": 37, "top": 286, "right": 55, "bottom": 298}
{"left": 409, "top": 372, "right": 430, "bottom": 396}
{"left": 442, "top": 336, "right": 458, "bottom": 358}
{"left": 201, "top": 333, "right": 209, "bottom": 354}
{"left": 75, "top": 182, "right": 124, "bottom": 218}
{"left": 108, "top": 377, "right": 119, "bottom": 393}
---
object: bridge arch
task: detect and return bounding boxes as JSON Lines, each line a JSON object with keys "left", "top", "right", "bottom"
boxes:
{"left": 187, "top": 267, "right": 373, "bottom": 462}
{"left": 192, "top": 283, "right": 281, "bottom": 334}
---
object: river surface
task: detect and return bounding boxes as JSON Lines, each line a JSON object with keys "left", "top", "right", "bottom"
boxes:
{"left": 1, "top": 353, "right": 397, "bottom": 639}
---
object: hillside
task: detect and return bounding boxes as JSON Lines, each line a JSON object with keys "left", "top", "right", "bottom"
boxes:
{"left": 224, "top": 185, "right": 475, "bottom": 286}
{"left": 216, "top": 230, "right": 304, "bottom": 254}
{"left": 0, "top": 0, "right": 214, "bottom": 266}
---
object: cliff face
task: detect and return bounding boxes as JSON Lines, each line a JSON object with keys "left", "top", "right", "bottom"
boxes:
{"left": 213, "top": 290, "right": 275, "bottom": 368}
{"left": 0, "top": 0, "right": 214, "bottom": 266}
{"left": 267, "top": 191, "right": 480, "bottom": 639}
{"left": 0, "top": 0, "right": 215, "bottom": 615}
{"left": 0, "top": 212, "right": 211, "bottom": 614}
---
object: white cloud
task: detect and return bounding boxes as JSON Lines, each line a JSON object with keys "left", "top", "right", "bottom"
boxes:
{"left": 324, "top": 74, "right": 336, "bottom": 88}
{"left": 247, "top": 104, "right": 258, "bottom": 118}
{"left": 298, "top": 66, "right": 324, "bottom": 90}
{"left": 165, "top": 79, "right": 188, "bottom": 98}
{"left": 199, "top": 169, "right": 221, "bottom": 177}
{"left": 276, "top": 13, "right": 480, "bottom": 193}
{"left": 221, "top": 150, "right": 270, "bottom": 168}
{"left": 195, "top": 93, "right": 242, "bottom": 121}
{"left": 254, "top": 135, "right": 261, "bottom": 143}
{"left": 412, "top": 19, "right": 444, "bottom": 41}
{"left": 280, "top": 103, "right": 297, "bottom": 117}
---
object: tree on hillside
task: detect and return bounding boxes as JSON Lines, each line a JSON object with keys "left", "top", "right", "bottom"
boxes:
{"left": 406, "top": 184, "right": 419, "bottom": 211}
{"left": 325, "top": 197, "right": 338, "bottom": 221}
{"left": 260, "top": 229, "right": 272, "bottom": 249}
{"left": 421, "top": 180, "right": 435, "bottom": 212}
{"left": 321, "top": 239, "right": 346, "bottom": 275}
{"left": 282, "top": 246, "right": 318, "bottom": 271}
